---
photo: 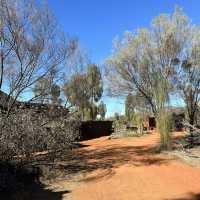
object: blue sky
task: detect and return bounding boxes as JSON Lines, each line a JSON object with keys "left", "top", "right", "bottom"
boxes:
{"left": 48, "top": 0, "right": 200, "bottom": 117}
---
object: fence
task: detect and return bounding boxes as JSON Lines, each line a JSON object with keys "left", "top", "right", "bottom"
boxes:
{"left": 80, "top": 121, "right": 114, "bottom": 140}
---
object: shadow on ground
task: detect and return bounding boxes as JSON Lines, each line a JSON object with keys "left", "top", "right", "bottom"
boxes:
{"left": 0, "top": 182, "right": 70, "bottom": 200}
{"left": 166, "top": 192, "right": 200, "bottom": 200}
{"left": 25, "top": 132, "right": 187, "bottom": 185}
{"left": 0, "top": 161, "right": 71, "bottom": 200}
{"left": 43, "top": 138, "right": 174, "bottom": 182}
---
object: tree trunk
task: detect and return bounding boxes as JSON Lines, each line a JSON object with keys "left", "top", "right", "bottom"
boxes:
{"left": 189, "top": 112, "right": 195, "bottom": 147}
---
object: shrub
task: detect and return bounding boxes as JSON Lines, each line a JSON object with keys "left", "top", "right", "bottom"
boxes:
{"left": 0, "top": 109, "right": 80, "bottom": 163}
{"left": 0, "top": 108, "right": 81, "bottom": 193}
{"left": 113, "top": 115, "right": 127, "bottom": 132}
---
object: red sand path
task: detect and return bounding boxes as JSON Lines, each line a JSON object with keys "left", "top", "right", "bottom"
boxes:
{"left": 69, "top": 132, "right": 200, "bottom": 200}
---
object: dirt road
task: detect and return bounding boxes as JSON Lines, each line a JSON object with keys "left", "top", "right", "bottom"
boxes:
{"left": 43, "top": 131, "right": 200, "bottom": 200}
{"left": 68, "top": 132, "right": 200, "bottom": 200}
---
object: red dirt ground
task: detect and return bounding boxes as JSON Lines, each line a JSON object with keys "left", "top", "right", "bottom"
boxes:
{"left": 68, "top": 131, "right": 200, "bottom": 200}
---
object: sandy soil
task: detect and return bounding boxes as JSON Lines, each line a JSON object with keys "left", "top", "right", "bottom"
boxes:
{"left": 47, "top": 131, "right": 200, "bottom": 200}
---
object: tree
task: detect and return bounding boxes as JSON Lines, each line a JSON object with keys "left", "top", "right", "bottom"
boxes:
{"left": 105, "top": 8, "right": 188, "bottom": 115}
{"left": 50, "top": 84, "right": 61, "bottom": 105}
{"left": 114, "top": 112, "right": 120, "bottom": 121}
{"left": 87, "top": 64, "right": 103, "bottom": 103}
{"left": 0, "top": 0, "right": 77, "bottom": 116}
{"left": 154, "top": 71, "right": 171, "bottom": 149}
{"left": 32, "top": 79, "right": 61, "bottom": 105}
{"left": 64, "top": 63, "right": 104, "bottom": 121}
{"left": 125, "top": 94, "right": 135, "bottom": 121}
{"left": 86, "top": 64, "right": 103, "bottom": 119}
{"left": 0, "top": 1, "right": 81, "bottom": 191}
{"left": 125, "top": 93, "right": 150, "bottom": 122}
{"left": 32, "top": 78, "right": 50, "bottom": 103}
{"left": 64, "top": 73, "right": 90, "bottom": 120}
{"left": 173, "top": 58, "right": 200, "bottom": 127}
{"left": 98, "top": 101, "right": 107, "bottom": 120}
{"left": 151, "top": 8, "right": 200, "bottom": 146}
{"left": 105, "top": 8, "right": 191, "bottom": 149}
{"left": 84, "top": 103, "right": 98, "bottom": 120}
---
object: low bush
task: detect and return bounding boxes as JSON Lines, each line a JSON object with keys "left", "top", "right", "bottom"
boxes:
{"left": 0, "top": 111, "right": 80, "bottom": 162}
{"left": 0, "top": 109, "right": 81, "bottom": 193}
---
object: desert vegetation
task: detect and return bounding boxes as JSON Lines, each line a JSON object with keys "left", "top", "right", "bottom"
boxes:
{"left": 1, "top": 1, "right": 200, "bottom": 199}
{"left": 0, "top": 0, "right": 106, "bottom": 197}
{"left": 0, "top": 0, "right": 80, "bottom": 196}
{"left": 105, "top": 7, "right": 200, "bottom": 150}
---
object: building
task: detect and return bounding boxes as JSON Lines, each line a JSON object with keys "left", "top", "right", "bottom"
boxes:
{"left": 143, "top": 107, "right": 185, "bottom": 131}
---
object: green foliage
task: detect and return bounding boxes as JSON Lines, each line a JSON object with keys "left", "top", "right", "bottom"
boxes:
{"left": 113, "top": 114, "right": 127, "bottom": 131}
{"left": 86, "top": 64, "right": 103, "bottom": 120}
{"left": 32, "top": 79, "right": 61, "bottom": 105}
{"left": 64, "top": 64, "right": 104, "bottom": 121}
{"left": 32, "top": 78, "right": 50, "bottom": 103}
{"left": 64, "top": 73, "right": 90, "bottom": 120}
{"left": 87, "top": 64, "right": 103, "bottom": 103}
{"left": 125, "top": 94, "right": 151, "bottom": 122}
{"left": 153, "top": 71, "right": 170, "bottom": 111}
{"left": 84, "top": 103, "right": 98, "bottom": 120}
{"left": 50, "top": 84, "right": 61, "bottom": 105}
{"left": 98, "top": 101, "right": 107, "bottom": 120}
{"left": 129, "top": 112, "right": 145, "bottom": 135}
{"left": 125, "top": 94, "right": 135, "bottom": 121}
{"left": 132, "top": 113, "right": 143, "bottom": 126}
{"left": 156, "top": 110, "right": 172, "bottom": 150}
{"left": 106, "top": 7, "right": 194, "bottom": 116}
{"left": 114, "top": 112, "right": 120, "bottom": 121}
{"left": 106, "top": 7, "right": 200, "bottom": 146}
{"left": 153, "top": 72, "right": 172, "bottom": 150}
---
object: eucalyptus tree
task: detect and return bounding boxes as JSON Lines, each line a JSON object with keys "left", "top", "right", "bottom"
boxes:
{"left": 98, "top": 101, "right": 107, "bottom": 120}
{"left": 87, "top": 64, "right": 103, "bottom": 103}
{"left": 64, "top": 64, "right": 104, "bottom": 121}
{"left": 87, "top": 64, "right": 103, "bottom": 119}
{"left": 63, "top": 73, "right": 90, "bottom": 120}
{"left": 50, "top": 84, "right": 61, "bottom": 105}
